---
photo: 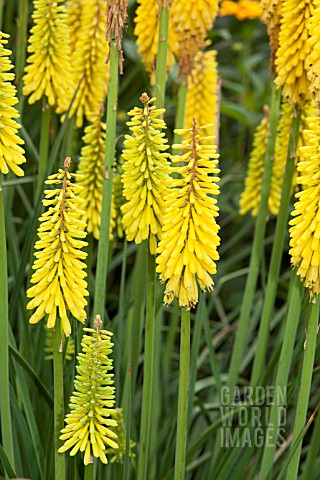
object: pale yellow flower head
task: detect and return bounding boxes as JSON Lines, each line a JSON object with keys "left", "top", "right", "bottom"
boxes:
{"left": 0, "top": 32, "right": 26, "bottom": 177}
{"left": 76, "top": 114, "right": 116, "bottom": 240}
{"left": 121, "top": 93, "right": 171, "bottom": 254}
{"left": 61, "top": 0, "right": 109, "bottom": 127}
{"left": 27, "top": 158, "right": 88, "bottom": 337}
{"left": 275, "top": 0, "right": 314, "bottom": 106}
{"left": 23, "top": 0, "right": 73, "bottom": 109}
{"left": 184, "top": 49, "right": 220, "bottom": 141}
{"left": 59, "top": 321, "right": 118, "bottom": 464}
{"left": 134, "top": 0, "right": 178, "bottom": 77}
{"left": 289, "top": 116, "right": 320, "bottom": 296}
{"left": 306, "top": 0, "right": 320, "bottom": 110}
{"left": 171, "top": 0, "right": 219, "bottom": 38}
{"left": 156, "top": 120, "right": 220, "bottom": 309}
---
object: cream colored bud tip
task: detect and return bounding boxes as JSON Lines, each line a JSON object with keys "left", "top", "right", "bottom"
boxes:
{"left": 64, "top": 156, "right": 71, "bottom": 169}
{"left": 139, "top": 92, "right": 150, "bottom": 104}
{"left": 94, "top": 314, "right": 103, "bottom": 329}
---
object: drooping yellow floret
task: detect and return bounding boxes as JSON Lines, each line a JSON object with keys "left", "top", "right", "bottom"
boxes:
{"left": 60, "top": 0, "right": 109, "bottom": 127}
{"left": 156, "top": 120, "right": 220, "bottom": 309}
{"left": 289, "top": 116, "right": 320, "bottom": 296}
{"left": 275, "top": 0, "right": 314, "bottom": 106}
{"left": 59, "top": 317, "right": 118, "bottom": 465}
{"left": 306, "top": 0, "right": 320, "bottom": 109}
{"left": 239, "top": 106, "right": 293, "bottom": 217}
{"left": 0, "top": 32, "right": 26, "bottom": 177}
{"left": 23, "top": 0, "right": 73, "bottom": 110}
{"left": 76, "top": 115, "right": 116, "bottom": 240}
{"left": 220, "top": 0, "right": 263, "bottom": 20}
{"left": 134, "top": 0, "right": 178, "bottom": 76}
{"left": 121, "top": 93, "right": 170, "bottom": 254}
{"left": 27, "top": 158, "right": 88, "bottom": 337}
{"left": 184, "top": 50, "right": 219, "bottom": 141}
{"left": 260, "top": 0, "right": 282, "bottom": 69}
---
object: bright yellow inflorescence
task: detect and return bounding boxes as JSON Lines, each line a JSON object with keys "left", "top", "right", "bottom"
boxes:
{"left": 239, "top": 106, "right": 294, "bottom": 217}
{"left": 76, "top": 115, "right": 116, "bottom": 240}
{"left": 0, "top": 32, "right": 26, "bottom": 176}
{"left": 275, "top": 0, "right": 314, "bottom": 106}
{"left": 134, "top": 0, "right": 178, "bottom": 77}
{"left": 156, "top": 121, "right": 220, "bottom": 309}
{"left": 27, "top": 158, "right": 88, "bottom": 337}
{"left": 59, "top": 320, "right": 118, "bottom": 465}
{"left": 23, "top": 0, "right": 73, "bottom": 109}
{"left": 61, "top": 0, "right": 109, "bottom": 127}
{"left": 121, "top": 94, "right": 170, "bottom": 254}
{"left": 220, "top": 0, "right": 263, "bottom": 20}
{"left": 184, "top": 49, "right": 219, "bottom": 141}
{"left": 171, "top": 0, "right": 219, "bottom": 38}
{"left": 260, "top": 0, "right": 282, "bottom": 68}
{"left": 306, "top": 0, "right": 320, "bottom": 109}
{"left": 289, "top": 117, "right": 320, "bottom": 296}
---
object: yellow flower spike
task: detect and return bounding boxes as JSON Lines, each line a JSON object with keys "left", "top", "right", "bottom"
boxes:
{"left": 275, "top": 0, "right": 314, "bottom": 106}
{"left": 59, "top": 315, "right": 118, "bottom": 465}
{"left": 75, "top": 114, "right": 116, "bottom": 241}
{"left": 239, "top": 106, "right": 294, "bottom": 217}
{"left": 0, "top": 32, "right": 26, "bottom": 177}
{"left": 306, "top": 0, "right": 320, "bottom": 109}
{"left": 260, "top": 0, "right": 282, "bottom": 69}
{"left": 121, "top": 93, "right": 171, "bottom": 254}
{"left": 60, "top": 0, "right": 109, "bottom": 128}
{"left": 23, "top": 0, "right": 73, "bottom": 110}
{"left": 289, "top": 116, "right": 320, "bottom": 296}
{"left": 105, "top": 408, "right": 136, "bottom": 463}
{"left": 156, "top": 120, "right": 220, "bottom": 309}
{"left": 134, "top": 0, "right": 178, "bottom": 78}
{"left": 171, "top": 0, "right": 219, "bottom": 39}
{"left": 27, "top": 157, "right": 88, "bottom": 337}
{"left": 184, "top": 50, "right": 220, "bottom": 142}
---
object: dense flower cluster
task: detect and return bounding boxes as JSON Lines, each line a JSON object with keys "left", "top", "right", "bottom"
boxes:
{"left": 289, "top": 117, "right": 320, "bottom": 296}
{"left": 76, "top": 115, "right": 116, "bottom": 240}
{"left": 134, "top": 0, "right": 178, "bottom": 77}
{"left": 26, "top": 158, "right": 88, "bottom": 337}
{"left": 59, "top": 318, "right": 118, "bottom": 464}
{"left": 260, "top": 0, "right": 282, "bottom": 68}
{"left": 184, "top": 49, "right": 219, "bottom": 141}
{"left": 220, "top": 0, "right": 262, "bottom": 20}
{"left": 306, "top": 0, "right": 320, "bottom": 108}
{"left": 156, "top": 121, "right": 220, "bottom": 308}
{"left": 171, "top": 0, "right": 219, "bottom": 39}
{"left": 0, "top": 32, "right": 26, "bottom": 176}
{"left": 61, "top": 0, "right": 109, "bottom": 127}
{"left": 121, "top": 94, "right": 170, "bottom": 254}
{"left": 275, "top": 0, "right": 314, "bottom": 106}
{"left": 23, "top": 0, "right": 73, "bottom": 109}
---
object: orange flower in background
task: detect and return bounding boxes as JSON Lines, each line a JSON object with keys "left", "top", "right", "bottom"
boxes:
{"left": 220, "top": 0, "right": 263, "bottom": 20}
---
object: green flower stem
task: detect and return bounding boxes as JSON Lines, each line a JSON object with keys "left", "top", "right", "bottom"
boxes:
{"left": 251, "top": 111, "right": 300, "bottom": 386}
{"left": 302, "top": 399, "right": 320, "bottom": 480}
{"left": 259, "top": 274, "right": 302, "bottom": 480}
{"left": 16, "top": 0, "right": 28, "bottom": 115}
{"left": 0, "top": 176, "right": 14, "bottom": 467}
{"left": 52, "top": 324, "right": 65, "bottom": 480}
{"left": 174, "top": 307, "right": 191, "bottom": 480}
{"left": 94, "top": 38, "right": 119, "bottom": 320}
{"left": 137, "top": 251, "right": 156, "bottom": 480}
{"left": 286, "top": 298, "right": 319, "bottom": 480}
{"left": 227, "top": 84, "right": 281, "bottom": 398}
{"left": 154, "top": 4, "right": 169, "bottom": 109}
{"left": 84, "top": 462, "right": 94, "bottom": 480}
{"left": 173, "top": 82, "right": 188, "bottom": 144}
{"left": 36, "top": 103, "right": 51, "bottom": 201}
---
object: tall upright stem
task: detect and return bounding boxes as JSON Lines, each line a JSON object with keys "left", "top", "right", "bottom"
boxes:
{"left": 36, "top": 103, "right": 51, "bottom": 200}
{"left": 286, "top": 299, "right": 319, "bottom": 480}
{"left": 16, "top": 0, "right": 29, "bottom": 115}
{"left": 94, "top": 39, "right": 119, "bottom": 320}
{"left": 53, "top": 324, "right": 65, "bottom": 480}
{"left": 228, "top": 84, "right": 281, "bottom": 397}
{"left": 173, "top": 83, "right": 188, "bottom": 144}
{"left": 154, "top": 4, "right": 169, "bottom": 109}
{"left": 251, "top": 111, "right": 300, "bottom": 386}
{"left": 0, "top": 176, "right": 14, "bottom": 466}
{"left": 137, "top": 252, "right": 156, "bottom": 480}
{"left": 174, "top": 307, "right": 191, "bottom": 480}
{"left": 259, "top": 274, "right": 302, "bottom": 480}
